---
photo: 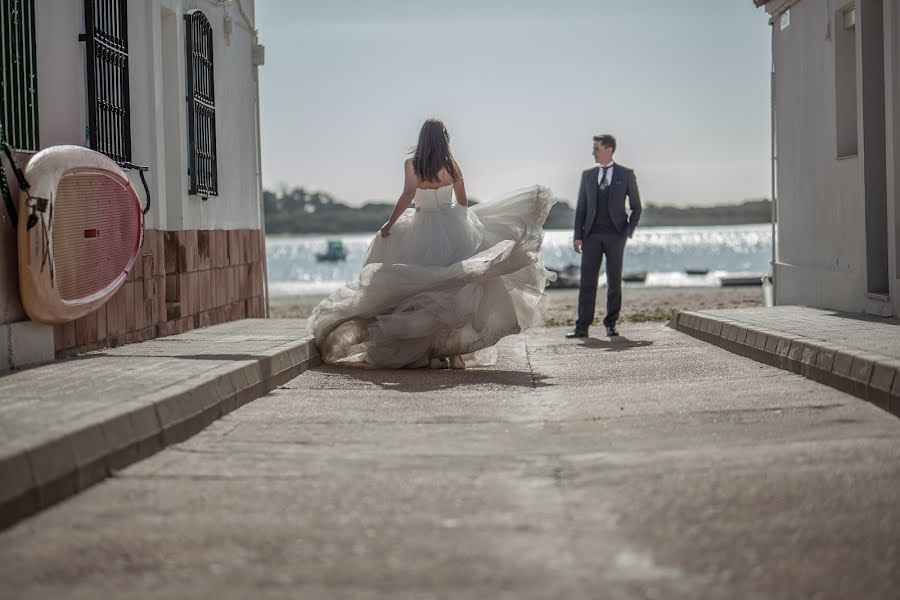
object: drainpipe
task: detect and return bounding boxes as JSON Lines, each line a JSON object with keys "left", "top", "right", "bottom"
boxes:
{"left": 236, "top": 0, "right": 270, "bottom": 318}
{"left": 254, "top": 58, "right": 270, "bottom": 318}
{"left": 770, "top": 16, "right": 778, "bottom": 305}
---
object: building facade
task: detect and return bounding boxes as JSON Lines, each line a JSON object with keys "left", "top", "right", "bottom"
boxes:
{"left": 758, "top": 0, "right": 899, "bottom": 316}
{"left": 1, "top": 0, "right": 268, "bottom": 371}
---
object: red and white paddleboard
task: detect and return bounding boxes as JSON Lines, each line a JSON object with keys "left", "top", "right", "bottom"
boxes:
{"left": 18, "top": 145, "right": 143, "bottom": 324}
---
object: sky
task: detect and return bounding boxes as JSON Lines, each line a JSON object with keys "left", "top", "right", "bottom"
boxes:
{"left": 256, "top": 0, "right": 772, "bottom": 208}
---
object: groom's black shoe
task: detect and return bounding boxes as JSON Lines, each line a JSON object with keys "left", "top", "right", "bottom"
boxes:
{"left": 566, "top": 330, "right": 588, "bottom": 339}
{"left": 605, "top": 324, "right": 619, "bottom": 337}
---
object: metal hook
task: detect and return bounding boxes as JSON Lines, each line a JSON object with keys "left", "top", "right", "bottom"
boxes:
{"left": 118, "top": 161, "right": 151, "bottom": 215}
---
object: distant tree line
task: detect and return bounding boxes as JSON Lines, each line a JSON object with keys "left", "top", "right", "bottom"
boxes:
{"left": 263, "top": 187, "right": 390, "bottom": 234}
{"left": 641, "top": 199, "right": 772, "bottom": 227}
{"left": 263, "top": 187, "right": 772, "bottom": 234}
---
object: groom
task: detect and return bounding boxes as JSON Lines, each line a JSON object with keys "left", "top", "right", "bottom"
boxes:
{"left": 567, "top": 134, "right": 642, "bottom": 338}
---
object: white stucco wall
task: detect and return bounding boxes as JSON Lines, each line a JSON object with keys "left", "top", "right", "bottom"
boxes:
{"left": 32, "top": 0, "right": 262, "bottom": 232}
{"left": 34, "top": 1, "right": 86, "bottom": 150}
{"left": 770, "top": 0, "right": 899, "bottom": 314}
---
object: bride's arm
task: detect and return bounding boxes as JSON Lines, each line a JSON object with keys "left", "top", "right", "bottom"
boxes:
{"left": 380, "top": 160, "right": 417, "bottom": 237}
{"left": 452, "top": 161, "right": 467, "bottom": 207}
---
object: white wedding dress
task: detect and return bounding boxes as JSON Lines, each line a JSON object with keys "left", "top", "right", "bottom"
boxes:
{"left": 308, "top": 184, "right": 557, "bottom": 368}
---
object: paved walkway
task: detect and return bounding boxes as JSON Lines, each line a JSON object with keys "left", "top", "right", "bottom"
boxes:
{"left": 2, "top": 324, "right": 899, "bottom": 599}
{"left": 0, "top": 319, "right": 318, "bottom": 528}
{"left": 680, "top": 306, "right": 900, "bottom": 358}
{"left": 673, "top": 306, "right": 900, "bottom": 416}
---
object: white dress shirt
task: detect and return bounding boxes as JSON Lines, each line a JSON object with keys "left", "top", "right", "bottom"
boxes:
{"left": 597, "top": 162, "right": 615, "bottom": 187}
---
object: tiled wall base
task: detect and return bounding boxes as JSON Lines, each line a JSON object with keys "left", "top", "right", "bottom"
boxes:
{"left": 0, "top": 321, "right": 54, "bottom": 370}
{"left": 54, "top": 229, "right": 266, "bottom": 358}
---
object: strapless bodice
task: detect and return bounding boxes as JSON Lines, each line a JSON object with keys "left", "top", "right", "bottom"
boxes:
{"left": 413, "top": 185, "right": 454, "bottom": 211}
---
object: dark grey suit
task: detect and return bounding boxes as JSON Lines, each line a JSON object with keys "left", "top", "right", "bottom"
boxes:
{"left": 573, "top": 164, "right": 642, "bottom": 332}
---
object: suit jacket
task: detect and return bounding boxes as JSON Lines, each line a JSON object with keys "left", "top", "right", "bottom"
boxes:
{"left": 573, "top": 164, "right": 642, "bottom": 240}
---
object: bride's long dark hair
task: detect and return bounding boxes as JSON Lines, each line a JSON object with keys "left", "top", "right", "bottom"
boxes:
{"left": 411, "top": 119, "right": 459, "bottom": 183}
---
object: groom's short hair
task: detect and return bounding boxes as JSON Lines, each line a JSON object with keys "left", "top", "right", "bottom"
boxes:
{"left": 593, "top": 134, "right": 617, "bottom": 152}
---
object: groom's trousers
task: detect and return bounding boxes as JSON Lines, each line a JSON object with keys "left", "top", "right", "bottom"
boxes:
{"left": 576, "top": 232, "right": 628, "bottom": 331}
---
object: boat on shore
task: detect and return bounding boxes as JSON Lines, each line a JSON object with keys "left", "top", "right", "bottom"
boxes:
{"left": 685, "top": 267, "right": 709, "bottom": 275}
{"left": 623, "top": 271, "right": 648, "bottom": 283}
{"left": 720, "top": 275, "right": 764, "bottom": 287}
{"left": 546, "top": 264, "right": 580, "bottom": 289}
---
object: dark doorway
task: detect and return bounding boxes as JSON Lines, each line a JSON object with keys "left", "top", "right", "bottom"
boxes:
{"left": 860, "top": 0, "right": 889, "bottom": 295}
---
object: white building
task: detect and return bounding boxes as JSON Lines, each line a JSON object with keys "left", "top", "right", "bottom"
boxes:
{"left": 1, "top": 0, "right": 268, "bottom": 371}
{"left": 758, "top": 0, "right": 899, "bottom": 316}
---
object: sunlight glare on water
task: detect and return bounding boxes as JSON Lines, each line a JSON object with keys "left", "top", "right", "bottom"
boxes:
{"left": 266, "top": 224, "right": 772, "bottom": 296}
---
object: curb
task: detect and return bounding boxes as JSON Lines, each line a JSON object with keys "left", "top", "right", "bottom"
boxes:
{"left": 671, "top": 311, "right": 900, "bottom": 418}
{"left": 0, "top": 335, "right": 321, "bottom": 531}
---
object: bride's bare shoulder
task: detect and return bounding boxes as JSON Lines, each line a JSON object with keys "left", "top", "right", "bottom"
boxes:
{"left": 451, "top": 159, "right": 464, "bottom": 181}
{"left": 404, "top": 158, "right": 417, "bottom": 179}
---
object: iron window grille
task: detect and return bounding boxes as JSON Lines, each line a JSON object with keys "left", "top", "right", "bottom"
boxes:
{"left": 185, "top": 10, "right": 218, "bottom": 197}
{"left": 80, "top": 0, "right": 131, "bottom": 163}
{"left": 1, "top": 0, "right": 39, "bottom": 151}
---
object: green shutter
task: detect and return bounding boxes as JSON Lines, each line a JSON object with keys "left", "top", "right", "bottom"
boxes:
{"left": 0, "top": 0, "right": 39, "bottom": 151}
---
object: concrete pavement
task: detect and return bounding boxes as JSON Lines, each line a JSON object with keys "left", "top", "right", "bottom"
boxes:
{"left": 673, "top": 306, "right": 900, "bottom": 416}
{"left": 0, "top": 319, "right": 318, "bottom": 529}
{"left": 1, "top": 323, "right": 899, "bottom": 599}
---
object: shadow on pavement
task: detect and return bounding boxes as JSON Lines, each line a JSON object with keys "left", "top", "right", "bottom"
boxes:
{"left": 576, "top": 336, "right": 654, "bottom": 351}
{"left": 821, "top": 310, "right": 900, "bottom": 327}
{"left": 310, "top": 365, "right": 552, "bottom": 393}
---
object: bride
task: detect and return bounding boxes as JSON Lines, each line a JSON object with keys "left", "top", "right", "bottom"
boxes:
{"left": 308, "top": 118, "right": 557, "bottom": 369}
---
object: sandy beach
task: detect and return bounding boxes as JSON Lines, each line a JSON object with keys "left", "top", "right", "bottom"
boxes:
{"left": 269, "top": 286, "right": 765, "bottom": 327}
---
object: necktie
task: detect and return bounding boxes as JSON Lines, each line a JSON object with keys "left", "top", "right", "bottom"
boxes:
{"left": 599, "top": 166, "right": 611, "bottom": 191}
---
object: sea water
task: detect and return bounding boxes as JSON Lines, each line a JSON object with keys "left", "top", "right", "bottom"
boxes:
{"left": 266, "top": 224, "right": 772, "bottom": 296}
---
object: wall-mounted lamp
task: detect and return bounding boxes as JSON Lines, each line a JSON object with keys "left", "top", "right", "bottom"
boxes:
{"left": 841, "top": 7, "right": 856, "bottom": 30}
{"left": 252, "top": 43, "right": 265, "bottom": 67}
{"left": 779, "top": 9, "right": 790, "bottom": 31}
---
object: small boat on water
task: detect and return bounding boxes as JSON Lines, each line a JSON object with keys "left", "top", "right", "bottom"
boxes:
{"left": 316, "top": 240, "right": 348, "bottom": 262}
{"left": 720, "top": 275, "right": 764, "bottom": 287}
{"left": 622, "top": 271, "right": 648, "bottom": 283}
{"left": 546, "top": 265, "right": 580, "bottom": 289}
{"left": 685, "top": 267, "right": 709, "bottom": 276}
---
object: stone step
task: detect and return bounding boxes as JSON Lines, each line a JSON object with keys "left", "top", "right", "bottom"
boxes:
{"left": 0, "top": 318, "right": 320, "bottom": 530}
{"left": 672, "top": 309, "right": 900, "bottom": 418}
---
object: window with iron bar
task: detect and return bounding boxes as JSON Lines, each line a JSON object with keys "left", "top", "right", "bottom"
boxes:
{"left": 1, "top": 0, "right": 39, "bottom": 151}
{"left": 185, "top": 10, "right": 218, "bottom": 197}
{"left": 81, "top": 0, "right": 131, "bottom": 163}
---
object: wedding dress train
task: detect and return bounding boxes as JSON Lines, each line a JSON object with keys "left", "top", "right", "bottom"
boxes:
{"left": 308, "top": 184, "right": 557, "bottom": 369}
